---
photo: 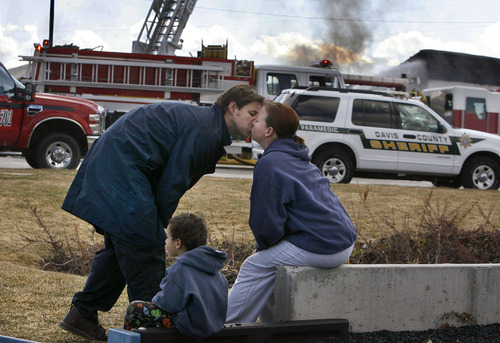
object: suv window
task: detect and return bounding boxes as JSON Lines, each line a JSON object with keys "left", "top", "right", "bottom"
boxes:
{"left": 395, "top": 102, "right": 440, "bottom": 132}
{"left": 293, "top": 95, "right": 340, "bottom": 122}
{"left": 352, "top": 99, "right": 394, "bottom": 128}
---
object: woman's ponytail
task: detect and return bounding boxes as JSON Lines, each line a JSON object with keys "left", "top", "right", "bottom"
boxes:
{"left": 293, "top": 135, "right": 305, "bottom": 145}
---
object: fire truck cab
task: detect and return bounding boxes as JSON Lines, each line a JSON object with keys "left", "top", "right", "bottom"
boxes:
{"left": 423, "top": 86, "right": 500, "bottom": 135}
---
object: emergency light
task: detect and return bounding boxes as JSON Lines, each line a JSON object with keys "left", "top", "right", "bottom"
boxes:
{"left": 33, "top": 40, "right": 50, "bottom": 51}
{"left": 321, "top": 60, "right": 332, "bottom": 67}
{"left": 310, "top": 60, "right": 333, "bottom": 68}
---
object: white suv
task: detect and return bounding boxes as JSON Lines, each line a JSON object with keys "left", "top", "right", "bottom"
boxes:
{"left": 273, "top": 87, "right": 500, "bottom": 190}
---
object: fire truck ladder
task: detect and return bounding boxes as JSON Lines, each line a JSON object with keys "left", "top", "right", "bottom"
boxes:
{"left": 20, "top": 53, "right": 230, "bottom": 94}
{"left": 132, "top": 0, "right": 198, "bottom": 55}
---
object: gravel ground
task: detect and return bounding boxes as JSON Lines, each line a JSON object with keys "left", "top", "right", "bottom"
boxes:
{"left": 326, "top": 323, "right": 500, "bottom": 343}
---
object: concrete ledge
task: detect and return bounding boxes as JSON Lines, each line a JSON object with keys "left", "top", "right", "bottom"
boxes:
{"left": 273, "top": 264, "right": 500, "bottom": 333}
{"left": 108, "top": 329, "right": 140, "bottom": 343}
{"left": 0, "top": 336, "right": 40, "bottom": 343}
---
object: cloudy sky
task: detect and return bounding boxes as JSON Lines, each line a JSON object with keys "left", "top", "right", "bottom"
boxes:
{"left": 2, "top": 0, "right": 500, "bottom": 75}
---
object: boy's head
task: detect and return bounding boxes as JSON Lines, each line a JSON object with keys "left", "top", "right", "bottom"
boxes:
{"left": 165, "top": 213, "right": 208, "bottom": 257}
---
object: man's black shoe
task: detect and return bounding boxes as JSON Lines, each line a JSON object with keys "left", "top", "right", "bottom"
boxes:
{"left": 59, "top": 304, "right": 107, "bottom": 341}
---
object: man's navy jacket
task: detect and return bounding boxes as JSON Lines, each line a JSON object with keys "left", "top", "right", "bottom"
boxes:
{"left": 62, "top": 102, "right": 231, "bottom": 246}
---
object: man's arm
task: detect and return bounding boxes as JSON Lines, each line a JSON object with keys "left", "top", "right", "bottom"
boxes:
{"left": 155, "top": 128, "right": 222, "bottom": 226}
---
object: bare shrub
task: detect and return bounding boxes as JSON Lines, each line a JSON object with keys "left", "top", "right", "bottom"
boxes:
{"left": 207, "top": 223, "right": 254, "bottom": 286}
{"left": 20, "top": 206, "right": 102, "bottom": 275}
{"left": 351, "top": 189, "right": 500, "bottom": 264}
{"left": 24, "top": 186, "right": 499, "bottom": 282}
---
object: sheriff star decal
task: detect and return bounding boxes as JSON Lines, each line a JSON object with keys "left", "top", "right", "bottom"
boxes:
{"left": 459, "top": 134, "right": 472, "bottom": 149}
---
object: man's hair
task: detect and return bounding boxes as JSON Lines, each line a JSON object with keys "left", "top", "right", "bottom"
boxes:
{"left": 168, "top": 213, "right": 208, "bottom": 251}
{"left": 214, "top": 84, "right": 264, "bottom": 113}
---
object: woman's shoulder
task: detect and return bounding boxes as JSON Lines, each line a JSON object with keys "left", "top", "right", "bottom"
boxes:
{"left": 255, "top": 151, "right": 301, "bottom": 179}
{"left": 256, "top": 150, "right": 284, "bottom": 167}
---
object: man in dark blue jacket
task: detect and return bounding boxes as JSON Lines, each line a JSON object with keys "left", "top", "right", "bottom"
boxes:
{"left": 59, "top": 84, "right": 263, "bottom": 341}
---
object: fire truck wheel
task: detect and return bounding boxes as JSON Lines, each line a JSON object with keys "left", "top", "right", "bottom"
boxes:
{"left": 24, "top": 149, "right": 40, "bottom": 168}
{"left": 461, "top": 156, "right": 500, "bottom": 190}
{"left": 36, "top": 133, "right": 81, "bottom": 170}
{"left": 313, "top": 149, "right": 354, "bottom": 184}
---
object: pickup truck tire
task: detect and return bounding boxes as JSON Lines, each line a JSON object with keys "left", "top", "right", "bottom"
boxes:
{"left": 35, "top": 133, "right": 81, "bottom": 170}
{"left": 24, "top": 149, "right": 40, "bottom": 168}
{"left": 461, "top": 156, "right": 500, "bottom": 190}
{"left": 313, "top": 149, "right": 354, "bottom": 184}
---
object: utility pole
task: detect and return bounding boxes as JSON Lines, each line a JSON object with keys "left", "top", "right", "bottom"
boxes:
{"left": 49, "top": 0, "right": 54, "bottom": 47}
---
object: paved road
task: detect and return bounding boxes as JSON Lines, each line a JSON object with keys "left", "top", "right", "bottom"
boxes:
{"left": 0, "top": 154, "right": 435, "bottom": 187}
{"left": 0, "top": 155, "right": 29, "bottom": 169}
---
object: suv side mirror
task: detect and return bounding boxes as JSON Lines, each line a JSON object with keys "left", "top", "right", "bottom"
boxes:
{"left": 437, "top": 123, "right": 447, "bottom": 133}
{"left": 23, "top": 82, "right": 36, "bottom": 102}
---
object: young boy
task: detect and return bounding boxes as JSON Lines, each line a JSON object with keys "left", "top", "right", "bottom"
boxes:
{"left": 124, "top": 213, "right": 228, "bottom": 340}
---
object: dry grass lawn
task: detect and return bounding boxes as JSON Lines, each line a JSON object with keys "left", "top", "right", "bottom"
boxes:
{"left": 0, "top": 168, "right": 498, "bottom": 342}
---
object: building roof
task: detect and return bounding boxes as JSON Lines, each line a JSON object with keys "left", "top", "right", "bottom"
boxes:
{"left": 403, "top": 49, "right": 500, "bottom": 85}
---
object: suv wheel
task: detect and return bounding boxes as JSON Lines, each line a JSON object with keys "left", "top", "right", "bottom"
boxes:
{"left": 433, "top": 177, "right": 462, "bottom": 188}
{"left": 461, "top": 156, "right": 500, "bottom": 190}
{"left": 313, "top": 149, "right": 354, "bottom": 184}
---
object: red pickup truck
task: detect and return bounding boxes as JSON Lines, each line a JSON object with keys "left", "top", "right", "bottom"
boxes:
{"left": 0, "top": 61, "right": 105, "bottom": 169}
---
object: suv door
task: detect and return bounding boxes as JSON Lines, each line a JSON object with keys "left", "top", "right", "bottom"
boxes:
{"left": 344, "top": 97, "right": 399, "bottom": 171}
{"left": 394, "top": 101, "right": 455, "bottom": 174}
{"left": 0, "top": 64, "right": 24, "bottom": 147}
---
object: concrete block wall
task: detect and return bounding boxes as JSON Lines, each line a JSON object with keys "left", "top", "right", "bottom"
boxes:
{"left": 273, "top": 264, "right": 500, "bottom": 332}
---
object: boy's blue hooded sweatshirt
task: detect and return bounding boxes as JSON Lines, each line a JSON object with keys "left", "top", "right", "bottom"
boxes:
{"left": 249, "top": 138, "right": 357, "bottom": 254}
{"left": 152, "top": 246, "right": 228, "bottom": 340}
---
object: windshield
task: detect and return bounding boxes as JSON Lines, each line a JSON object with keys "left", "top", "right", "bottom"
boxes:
{"left": 0, "top": 64, "right": 24, "bottom": 98}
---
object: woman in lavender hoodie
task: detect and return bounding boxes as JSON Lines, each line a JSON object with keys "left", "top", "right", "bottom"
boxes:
{"left": 227, "top": 102, "right": 357, "bottom": 323}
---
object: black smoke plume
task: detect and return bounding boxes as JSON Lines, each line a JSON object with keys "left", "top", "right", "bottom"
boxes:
{"left": 285, "top": 0, "right": 383, "bottom": 72}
